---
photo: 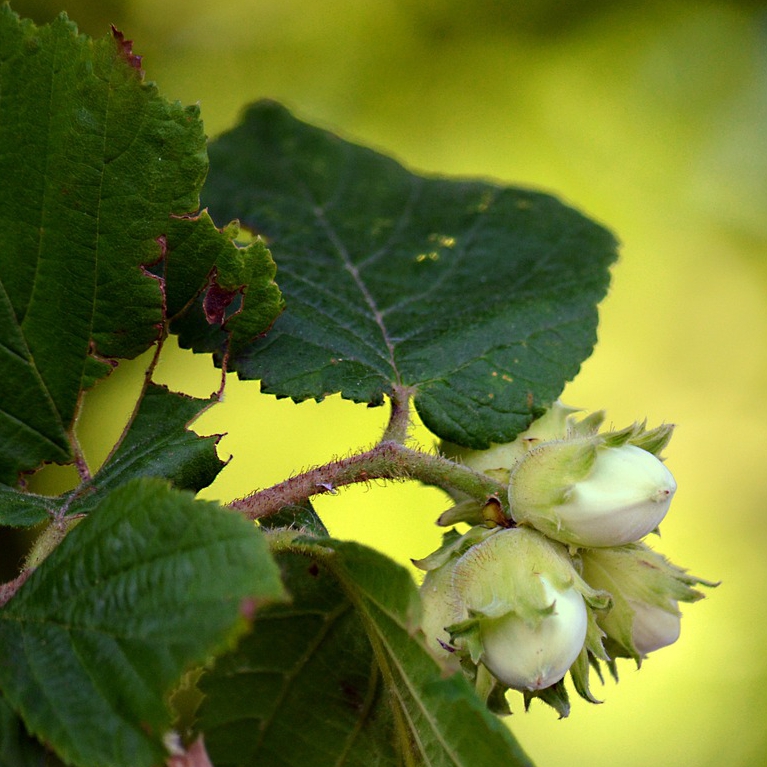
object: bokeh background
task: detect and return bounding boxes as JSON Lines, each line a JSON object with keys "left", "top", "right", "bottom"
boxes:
{"left": 9, "top": 1, "right": 767, "bottom": 765}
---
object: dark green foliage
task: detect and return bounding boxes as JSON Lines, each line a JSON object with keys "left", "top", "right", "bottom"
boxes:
{"left": 0, "top": 384, "right": 226, "bottom": 527}
{"left": 203, "top": 101, "right": 618, "bottom": 447}
{"left": 0, "top": 7, "right": 281, "bottom": 484}
{"left": 0, "top": 479, "right": 286, "bottom": 767}
{"left": 0, "top": 6, "right": 620, "bottom": 766}
{"left": 199, "top": 538, "right": 533, "bottom": 767}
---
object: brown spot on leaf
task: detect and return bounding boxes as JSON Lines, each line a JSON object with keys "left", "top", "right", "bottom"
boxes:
{"left": 204, "top": 276, "right": 239, "bottom": 325}
{"left": 166, "top": 736, "right": 214, "bottom": 767}
{"left": 239, "top": 597, "right": 257, "bottom": 622}
{"left": 339, "top": 679, "right": 365, "bottom": 712}
{"left": 111, "top": 26, "right": 144, "bottom": 75}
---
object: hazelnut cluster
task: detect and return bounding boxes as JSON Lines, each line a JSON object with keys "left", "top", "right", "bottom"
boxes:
{"left": 417, "top": 403, "right": 714, "bottom": 715}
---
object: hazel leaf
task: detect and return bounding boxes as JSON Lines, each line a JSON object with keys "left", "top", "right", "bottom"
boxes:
{"left": 0, "top": 9, "right": 281, "bottom": 484}
{"left": 0, "top": 478, "right": 286, "bottom": 767}
{"left": 198, "top": 538, "right": 534, "bottom": 767}
{"left": 202, "top": 101, "right": 618, "bottom": 448}
{"left": 0, "top": 383, "right": 225, "bottom": 527}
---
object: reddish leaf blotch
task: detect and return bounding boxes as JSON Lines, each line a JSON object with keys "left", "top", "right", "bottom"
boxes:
{"left": 111, "top": 25, "right": 144, "bottom": 74}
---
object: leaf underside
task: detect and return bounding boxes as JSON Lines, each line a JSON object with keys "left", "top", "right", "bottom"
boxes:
{"left": 198, "top": 548, "right": 400, "bottom": 767}
{"left": 202, "top": 101, "right": 619, "bottom": 447}
{"left": 199, "top": 538, "right": 533, "bottom": 767}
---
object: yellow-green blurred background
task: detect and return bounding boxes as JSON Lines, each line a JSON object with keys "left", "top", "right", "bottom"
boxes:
{"left": 10, "top": 1, "right": 767, "bottom": 765}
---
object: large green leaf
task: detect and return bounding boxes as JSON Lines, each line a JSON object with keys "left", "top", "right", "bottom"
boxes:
{"left": 0, "top": 383, "right": 225, "bottom": 527}
{"left": 202, "top": 101, "right": 618, "bottom": 447}
{"left": 198, "top": 546, "right": 400, "bottom": 767}
{"left": 0, "top": 9, "right": 282, "bottom": 483}
{"left": 198, "top": 537, "right": 533, "bottom": 767}
{"left": 0, "top": 478, "right": 287, "bottom": 767}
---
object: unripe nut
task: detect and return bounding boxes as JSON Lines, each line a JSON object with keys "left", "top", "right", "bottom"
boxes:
{"left": 419, "top": 527, "right": 600, "bottom": 692}
{"left": 479, "top": 576, "right": 588, "bottom": 691}
{"left": 511, "top": 442, "right": 677, "bottom": 548}
{"left": 628, "top": 599, "right": 681, "bottom": 655}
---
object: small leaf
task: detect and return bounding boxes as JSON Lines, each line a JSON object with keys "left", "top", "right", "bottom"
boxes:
{"left": 257, "top": 499, "right": 329, "bottom": 537}
{"left": 203, "top": 101, "right": 618, "bottom": 447}
{"left": 0, "top": 383, "right": 225, "bottom": 527}
{"left": 199, "top": 539, "right": 533, "bottom": 767}
{"left": 0, "top": 478, "right": 287, "bottom": 767}
{"left": 0, "top": 485, "right": 59, "bottom": 528}
{"left": 85, "top": 382, "right": 226, "bottom": 500}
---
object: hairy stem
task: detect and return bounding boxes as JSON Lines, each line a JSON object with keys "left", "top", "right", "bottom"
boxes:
{"left": 228, "top": 441, "right": 507, "bottom": 520}
{"left": 70, "top": 429, "right": 92, "bottom": 483}
{"left": 0, "top": 569, "right": 32, "bottom": 608}
{"left": 380, "top": 384, "right": 417, "bottom": 444}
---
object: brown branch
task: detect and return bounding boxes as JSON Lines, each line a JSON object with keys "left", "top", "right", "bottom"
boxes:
{"left": 0, "top": 569, "right": 33, "bottom": 608}
{"left": 228, "top": 441, "right": 507, "bottom": 520}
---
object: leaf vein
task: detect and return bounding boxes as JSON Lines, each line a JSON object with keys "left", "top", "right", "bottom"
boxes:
{"left": 312, "top": 206, "right": 401, "bottom": 385}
